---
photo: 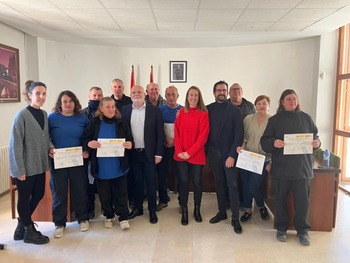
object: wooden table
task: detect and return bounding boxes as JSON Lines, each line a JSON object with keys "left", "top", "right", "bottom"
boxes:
{"left": 32, "top": 171, "right": 74, "bottom": 222}
{"left": 263, "top": 163, "right": 341, "bottom": 231}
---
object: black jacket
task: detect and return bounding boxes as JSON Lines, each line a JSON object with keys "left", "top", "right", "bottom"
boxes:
{"left": 82, "top": 116, "right": 134, "bottom": 177}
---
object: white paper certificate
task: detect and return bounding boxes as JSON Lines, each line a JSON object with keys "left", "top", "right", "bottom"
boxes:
{"left": 236, "top": 150, "right": 266, "bottom": 175}
{"left": 54, "top": 146, "right": 83, "bottom": 169}
{"left": 283, "top": 133, "right": 313, "bottom": 155}
{"left": 97, "top": 138, "right": 125, "bottom": 157}
{"left": 164, "top": 123, "right": 174, "bottom": 138}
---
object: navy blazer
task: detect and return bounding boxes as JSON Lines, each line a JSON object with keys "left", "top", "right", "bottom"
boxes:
{"left": 206, "top": 100, "right": 244, "bottom": 160}
{"left": 121, "top": 103, "right": 165, "bottom": 163}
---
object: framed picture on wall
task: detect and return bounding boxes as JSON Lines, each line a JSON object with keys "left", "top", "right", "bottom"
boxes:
{"left": 0, "top": 43, "right": 20, "bottom": 103}
{"left": 170, "top": 61, "right": 187, "bottom": 83}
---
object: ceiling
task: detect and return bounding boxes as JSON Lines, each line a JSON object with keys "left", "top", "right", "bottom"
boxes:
{"left": 1, "top": 0, "right": 350, "bottom": 48}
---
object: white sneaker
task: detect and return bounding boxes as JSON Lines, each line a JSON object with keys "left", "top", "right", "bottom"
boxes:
{"left": 119, "top": 220, "right": 130, "bottom": 230}
{"left": 105, "top": 218, "right": 115, "bottom": 229}
{"left": 80, "top": 220, "right": 89, "bottom": 232}
{"left": 54, "top": 226, "right": 64, "bottom": 238}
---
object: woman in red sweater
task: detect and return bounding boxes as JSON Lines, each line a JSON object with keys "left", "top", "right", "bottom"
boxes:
{"left": 174, "top": 86, "right": 210, "bottom": 225}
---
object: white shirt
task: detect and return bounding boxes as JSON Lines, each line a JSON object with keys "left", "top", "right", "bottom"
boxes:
{"left": 130, "top": 103, "right": 146, "bottom": 148}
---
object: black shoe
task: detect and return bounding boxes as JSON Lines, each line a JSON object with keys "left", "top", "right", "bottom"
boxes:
{"left": 181, "top": 206, "right": 188, "bottom": 225}
{"left": 240, "top": 212, "right": 252, "bottom": 223}
{"left": 297, "top": 233, "right": 311, "bottom": 246}
{"left": 24, "top": 224, "right": 49, "bottom": 245}
{"left": 149, "top": 211, "right": 158, "bottom": 224}
{"left": 193, "top": 205, "right": 202, "bottom": 222}
{"left": 14, "top": 218, "right": 25, "bottom": 241}
{"left": 259, "top": 207, "right": 269, "bottom": 220}
{"left": 231, "top": 219, "right": 243, "bottom": 234}
{"left": 156, "top": 202, "right": 168, "bottom": 212}
{"left": 128, "top": 208, "right": 143, "bottom": 219}
{"left": 209, "top": 213, "right": 227, "bottom": 224}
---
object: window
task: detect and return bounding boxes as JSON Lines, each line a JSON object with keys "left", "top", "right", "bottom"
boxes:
{"left": 334, "top": 24, "right": 350, "bottom": 181}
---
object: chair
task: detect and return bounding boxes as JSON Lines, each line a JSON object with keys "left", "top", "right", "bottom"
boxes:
{"left": 10, "top": 177, "right": 17, "bottom": 219}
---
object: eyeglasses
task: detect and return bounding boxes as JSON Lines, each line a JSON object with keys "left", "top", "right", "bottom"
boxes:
{"left": 215, "top": 89, "right": 227, "bottom": 93}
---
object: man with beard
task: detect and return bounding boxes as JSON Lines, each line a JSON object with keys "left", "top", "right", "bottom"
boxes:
{"left": 206, "top": 80, "right": 244, "bottom": 234}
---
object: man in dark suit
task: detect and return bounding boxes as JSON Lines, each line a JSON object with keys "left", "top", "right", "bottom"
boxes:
{"left": 206, "top": 80, "right": 244, "bottom": 234}
{"left": 121, "top": 85, "right": 164, "bottom": 224}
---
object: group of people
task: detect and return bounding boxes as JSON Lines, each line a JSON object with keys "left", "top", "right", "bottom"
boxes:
{"left": 9, "top": 78, "right": 320, "bottom": 247}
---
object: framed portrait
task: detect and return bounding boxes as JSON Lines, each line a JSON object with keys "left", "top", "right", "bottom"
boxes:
{"left": 170, "top": 61, "right": 187, "bottom": 83}
{"left": 0, "top": 43, "right": 20, "bottom": 103}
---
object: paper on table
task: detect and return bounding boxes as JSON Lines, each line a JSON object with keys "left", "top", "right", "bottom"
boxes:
{"left": 283, "top": 133, "right": 313, "bottom": 155}
{"left": 54, "top": 146, "right": 83, "bottom": 169}
{"left": 236, "top": 150, "right": 266, "bottom": 175}
{"left": 97, "top": 138, "right": 125, "bottom": 157}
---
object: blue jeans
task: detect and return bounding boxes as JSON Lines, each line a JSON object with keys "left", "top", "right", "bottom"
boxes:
{"left": 240, "top": 162, "right": 268, "bottom": 210}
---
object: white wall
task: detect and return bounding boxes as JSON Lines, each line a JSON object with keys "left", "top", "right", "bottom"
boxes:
{"left": 315, "top": 31, "right": 338, "bottom": 150}
{"left": 40, "top": 38, "right": 319, "bottom": 116}
{"left": 1, "top": 22, "right": 337, "bottom": 150}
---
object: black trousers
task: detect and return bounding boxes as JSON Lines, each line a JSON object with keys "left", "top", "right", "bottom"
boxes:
{"left": 15, "top": 172, "right": 45, "bottom": 226}
{"left": 207, "top": 149, "right": 240, "bottom": 220}
{"left": 95, "top": 175, "right": 129, "bottom": 221}
{"left": 177, "top": 161, "right": 203, "bottom": 207}
{"left": 50, "top": 165, "right": 89, "bottom": 226}
{"left": 273, "top": 178, "right": 311, "bottom": 234}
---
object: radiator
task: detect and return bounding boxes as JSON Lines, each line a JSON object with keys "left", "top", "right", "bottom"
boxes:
{"left": 0, "top": 145, "right": 10, "bottom": 195}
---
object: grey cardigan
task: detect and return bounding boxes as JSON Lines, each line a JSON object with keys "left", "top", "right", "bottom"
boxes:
{"left": 9, "top": 108, "right": 51, "bottom": 178}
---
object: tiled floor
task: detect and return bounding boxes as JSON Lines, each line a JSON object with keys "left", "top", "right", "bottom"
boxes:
{"left": 0, "top": 191, "right": 349, "bottom": 263}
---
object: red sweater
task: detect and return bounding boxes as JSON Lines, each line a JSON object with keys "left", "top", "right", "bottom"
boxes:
{"left": 174, "top": 107, "right": 210, "bottom": 165}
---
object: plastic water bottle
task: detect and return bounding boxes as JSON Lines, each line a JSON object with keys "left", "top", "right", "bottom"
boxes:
{"left": 323, "top": 149, "right": 330, "bottom": 167}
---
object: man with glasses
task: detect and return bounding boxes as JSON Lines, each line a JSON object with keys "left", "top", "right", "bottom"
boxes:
{"left": 206, "top": 80, "right": 244, "bottom": 234}
{"left": 228, "top": 83, "right": 255, "bottom": 118}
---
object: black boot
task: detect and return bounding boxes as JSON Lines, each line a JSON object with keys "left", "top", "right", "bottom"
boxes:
{"left": 13, "top": 218, "right": 25, "bottom": 241}
{"left": 194, "top": 205, "right": 202, "bottom": 222}
{"left": 181, "top": 206, "right": 188, "bottom": 225}
{"left": 24, "top": 223, "right": 49, "bottom": 245}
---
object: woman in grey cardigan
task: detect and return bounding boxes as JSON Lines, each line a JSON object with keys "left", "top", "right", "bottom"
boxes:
{"left": 9, "top": 81, "right": 51, "bottom": 245}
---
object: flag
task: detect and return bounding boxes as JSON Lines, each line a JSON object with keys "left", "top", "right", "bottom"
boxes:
{"left": 130, "top": 65, "right": 135, "bottom": 89}
{"left": 150, "top": 65, "right": 153, "bottom": 83}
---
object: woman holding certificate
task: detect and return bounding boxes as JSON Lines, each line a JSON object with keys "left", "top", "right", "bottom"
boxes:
{"left": 236, "top": 95, "right": 271, "bottom": 223}
{"left": 9, "top": 81, "right": 50, "bottom": 245}
{"left": 260, "top": 89, "right": 320, "bottom": 246}
{"left": 83, "top": 97, "right": 133, "bottom": 230}
{"left": 174, "top": 86, "right": 209, "bottom": 225}
{"left": 49, "top": 90, "right": 90, "bottom": 238}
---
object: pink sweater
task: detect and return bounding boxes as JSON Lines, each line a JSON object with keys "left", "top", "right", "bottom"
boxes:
{"left": 174, "top": 107, "right": 210, "bottom": 165}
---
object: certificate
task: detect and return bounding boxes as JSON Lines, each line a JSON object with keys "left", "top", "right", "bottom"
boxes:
{"left": 97, "top": 138, "right": 125, "bottom": 157}
{"left": 236, "top": 150, "right": 266, "bottom": 175}
{"left": 283, "top": 133, "right": 313, "bottom": 155}
{"left": 54, "top": 146, "right": 83, "bottom": 169}
{"left": 164, "top": 123, "right": 174, "bottom": 138}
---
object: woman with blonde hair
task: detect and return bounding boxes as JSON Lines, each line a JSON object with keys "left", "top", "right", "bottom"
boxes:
{"left": 83, "top": 97, "right": 134, "bottom": 230}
